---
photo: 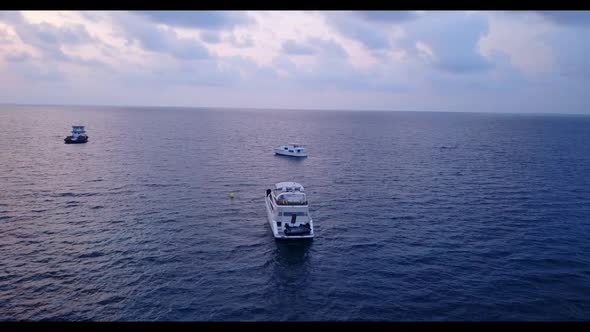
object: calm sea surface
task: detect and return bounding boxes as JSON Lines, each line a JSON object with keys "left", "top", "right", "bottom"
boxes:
{"left": 1, "top": 105, "right": 590, "bottom": 321}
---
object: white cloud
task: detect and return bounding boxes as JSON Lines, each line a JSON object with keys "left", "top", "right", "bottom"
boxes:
{"left": 415, "top": 41, "right": 435, "bottom": 63}
{"left": 479, "top": 12, "right": 556, "bottom": 76}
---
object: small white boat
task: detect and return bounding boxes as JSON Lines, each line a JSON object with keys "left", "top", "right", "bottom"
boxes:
{"left": 274, "top": 144, "right": 307, "bottom": 157}
{"left": 265, "top": 182, "right": 314, "bottom": 239}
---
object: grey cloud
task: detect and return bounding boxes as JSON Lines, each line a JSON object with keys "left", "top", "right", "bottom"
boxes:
{"left": 200, "top": 30, "right": 221, "bottom": 44}
{"left": 34, "top": 23, "right": 93, "bottom": 45}
{"left": 226, "top": 55, "right": 281, "bottom": 88}
{"left": 156, "top": 36, "right": 208, "bottom": 60}
{"left": 150, "top": 59, "right": 242, "bottom": 88}
{"left": 325, "top": 11, "right": 493, "bottom": 74}
{"left": 404, "top": 12, "right": 494, "bottom": 74}
{"left": 0, "top": 28, "right": 8, "bottom": 43}
{"left": 307, "top": 38, "right": 348, "bottom": 58}
{"left": 66, "top": 54, "right": 109, "bottom": 68}
{"left": 271, "top": 53, "right": 409, "bottom": 93}
{"left": 227, "top": 33, "right": 254, "bottom": 48}
{"left": 545, "top": 27, "right": 590, "bottom": 79}
{"left": 0, "top": 11, "right": 21, "bottom": 23}
{"left": 323, "top": 12, "right": 391, "bottom": 50}
{"left": 4, "top": 51, "right": 32, "bottom": 62}
{"left": 1, "top": 12, "right": 97, "bottom": 65}
{"left": 5, "top": 12, "right": 94, "bottom": 47}
{"left": 78, "top": 12, "right": 102, "bottom": 22}
{"left": 435, "top": 58, "right": 494, "bottom": 74}
{"left": 135, "top": 11, "right": 254, "bottom": 30}
{"left": 12, "top": 62, "right": 64, "bottom": 81}
{"left": 282, "top": 40, "right": 316, "bottom": 55}
{"left": 114, "top": 13, "right": 209, "bottom": 60}
{"left": 427, "top": 51, "right": 530, "bottom": 94}
{"left": 11, "top": 14, "right": 94, "bottom": 49}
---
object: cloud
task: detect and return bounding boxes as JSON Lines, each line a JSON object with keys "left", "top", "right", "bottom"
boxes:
{"left": 479, "top": 12, "right": 556, "bottom": 76}
{"left": 322, "top": 11, "right": 418, "bottom": 52}
{"left": 226, "top": 33, "right": 254, "bottom": 48}
{"left": 308, "top": 38, "right": 348, "bottom": 58}
{"left": 281, "top": 40, "right": 315, "bottom": 55}
{"left": 200, "top": 30, "right": 221, "bottom": 44}
{"left": 6, "top": 12, "right": 94, "bottom": 52}
{"left": 323, "top": 11, "right": 493, "bottom": 74}
{"left": 1, "top": 12, "right": 102, "bottom": 67}
{"left": 0, "top": 27, "right": 10, "bottom": 43}
{"left": 402, "top": 12, "right": 494, "bottom": 74}
{"left": 9, "top": 61, "right": 65, "bottom": 81}
{"left": 4, "top": 51, "right": 32, "bottom": 62}
{"left": 152, "top": 60, "right": 239, "bottom": 87}
{"left": 270, "top": 50, "right": 409, "bottom": 93}
{"left": 0, "top": 11, "right": 20, "bottom": 23}
{"left": 426, "top": 50, "right": 529, "bottom": 94}
{"left": 30, "top": 23, "right": 93, "bottom": 45}
{"left": 113, "top": 13, "right": 210, "bottom": 60}
{"left": 482, "top": 11, "right": 590, "bottom": 80}
{"left": 4, "top": 12, "right": 94, "bottom": 47}
{"left": 323, "top": 12, "right": 391, "bottom": 50}
{"left": 545, "top": 26, "right": 590, "bottom": 79}
{"left": 135, "top": 11, "right": 253, "bottom": 30}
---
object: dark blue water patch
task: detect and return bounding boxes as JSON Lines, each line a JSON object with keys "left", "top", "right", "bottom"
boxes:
{"left": 78, "top": 251, "right": 106, "bottom": 259}
{"left": 1, "top": 106, "right": 590, "bottom": 321}
{"left": 56, "top": 192, "right": 78, "bottom": 197}
{"left": 144, "top": 183, "right": 176, "bottom": 188}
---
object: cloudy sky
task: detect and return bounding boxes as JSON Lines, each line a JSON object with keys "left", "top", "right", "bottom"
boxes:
{"left": 0, "top": 11, "right": 589, "bottom": 113}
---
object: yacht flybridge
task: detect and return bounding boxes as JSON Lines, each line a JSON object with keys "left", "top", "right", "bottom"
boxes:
{"left": 265, "top": 182, "right": 314, "bottom": 239}
{"left": 274, "top": 144, "right": 307, "bottom": 157}
{"left": 64, "top": 125, "right": 88, "bottom": 144}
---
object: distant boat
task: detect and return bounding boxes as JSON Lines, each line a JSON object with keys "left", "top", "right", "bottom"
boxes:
{"left": 64, "top": 125, "right": 88, "bottom": 144}
{"left": 274, "top": 144, "right": 307, "bottom": 157}
{"left": 265, "top": 182, "right": 314, "bottom": 239}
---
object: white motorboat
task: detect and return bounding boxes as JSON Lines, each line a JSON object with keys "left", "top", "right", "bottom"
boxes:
{"left": 274, "top": 144, "right": 307, "bottom": 157}
{"left": 265, "top": 182, "right": 314, "bottom": 239}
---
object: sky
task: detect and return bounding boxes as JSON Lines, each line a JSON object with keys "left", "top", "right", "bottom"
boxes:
{"left": 0, "top": 10, "right": 589, "bottom": 113}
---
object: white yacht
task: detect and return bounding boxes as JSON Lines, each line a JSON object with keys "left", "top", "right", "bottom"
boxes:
{"left": 265, "top": 182, "right": 314, "bottom": 239}
{"left": 64, "top": 125, "right": 88, "bottom": 144}
{"left": 274, "top": 144, "right": 307, "bottom": 157}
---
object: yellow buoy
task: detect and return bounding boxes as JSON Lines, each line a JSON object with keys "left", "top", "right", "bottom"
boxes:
{"left": 230, "top": 193, "right": 235, "bottom": 199}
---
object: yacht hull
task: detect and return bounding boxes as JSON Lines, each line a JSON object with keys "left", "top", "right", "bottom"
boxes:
{"left": 274, "top": 148, "right": 307, "bottom": 157}
{"left": 64, "top": 136, "right": 88, "bottom": 144}
{"left": 265, "top": 195, "right": 313, "bottom": 239}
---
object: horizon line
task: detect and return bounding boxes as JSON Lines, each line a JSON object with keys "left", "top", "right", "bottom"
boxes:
{"left": 0, "top": 102, "right": 588, "bottom": 117}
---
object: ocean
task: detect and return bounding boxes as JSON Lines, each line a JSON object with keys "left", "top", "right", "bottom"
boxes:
{"left": 1, "top": 105, "right": 589, "bottom": 321}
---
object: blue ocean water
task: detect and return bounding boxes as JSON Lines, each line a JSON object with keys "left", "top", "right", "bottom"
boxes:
{"left": 0, "top": 105, "right": 590, "bottom": 321}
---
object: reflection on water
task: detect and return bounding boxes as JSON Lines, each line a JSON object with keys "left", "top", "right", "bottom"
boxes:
{"left": 274, "top": 239, "right": 313, "bottom": 268}
{"left": 273, "top": 240, "right": 313, "bottom": 285}
{"left": 268, "top": 240, "right": 314, "bottom": 320}
{"left": 273, "top": 154, "right": 308, "bottom": 162}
